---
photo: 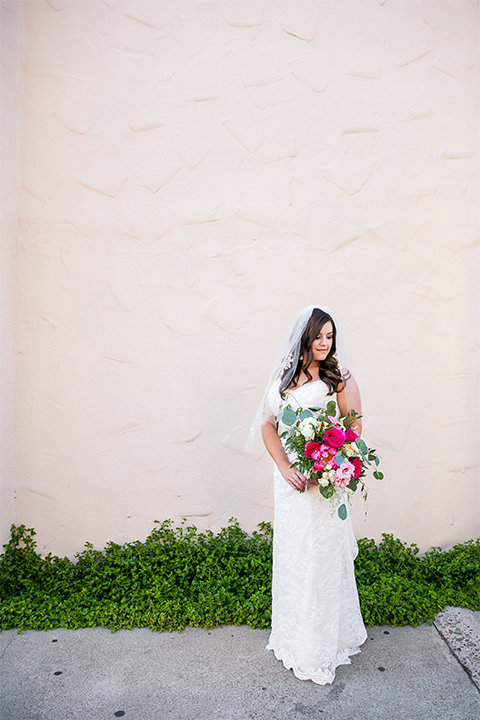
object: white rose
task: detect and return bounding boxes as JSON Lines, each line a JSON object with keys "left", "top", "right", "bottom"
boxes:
{"left": 321, "top": 479, "right": 329, "bottom": 487}
{"left": 299, "top": 419, "right": 315, "bottom": 440}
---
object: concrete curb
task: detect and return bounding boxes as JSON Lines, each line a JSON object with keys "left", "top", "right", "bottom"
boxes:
{"left": 434, "top": 607, "right": 480, "bottom": 691}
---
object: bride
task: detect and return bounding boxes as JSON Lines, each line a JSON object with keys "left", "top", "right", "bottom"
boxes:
{"left": 246, "top": 305, "right": 367, "bottom": 685}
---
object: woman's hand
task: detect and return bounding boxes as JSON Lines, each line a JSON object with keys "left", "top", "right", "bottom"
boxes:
{"left": 279, "top": 461, "right": 307, "bottom": 491}
{"left": 262, "top": 420, "right": 307, "bottom": 491}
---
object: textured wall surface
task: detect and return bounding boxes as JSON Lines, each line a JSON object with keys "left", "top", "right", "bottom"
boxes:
{"left": 12, "top": 0, "right": 479, "bottom": 556}
{"left": 1, "top": 0, "right": 21, "bottom": 547}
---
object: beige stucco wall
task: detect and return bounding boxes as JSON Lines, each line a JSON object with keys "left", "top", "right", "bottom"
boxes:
{"left": 9, "top": 0, "right": 480, "bottom": 556}
{"left": 1, "top": 0, "right": 21, "bottom": 548}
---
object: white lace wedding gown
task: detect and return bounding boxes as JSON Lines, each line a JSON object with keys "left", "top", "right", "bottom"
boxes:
{"left": 266, "top": 380, "right": 367, "bottom": 685}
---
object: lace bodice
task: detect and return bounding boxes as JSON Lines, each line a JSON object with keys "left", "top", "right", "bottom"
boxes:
{"left": 266, "top": 380, "right": 335, "bottom": 459}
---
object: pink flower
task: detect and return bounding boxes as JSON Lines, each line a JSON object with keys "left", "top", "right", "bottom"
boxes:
{"left": 304, "top": 441, "right": 321, "bottom": 459}
{"left": 333, "top": 461, "right": 355, "bottom": 488}
{"left": 319, "top": 444, "right": 334, "bottom": 459}
{"left": 350, "top": 457, "right": 362, "bottom": 479}
{"left": 313, "top": 459, "right": 325, "bottom": 473}
{"left": 323, "top": 427, "right": 346, "bottom": 448}
{"left": 327, "top": 416, "right": 339, "bottom": 425}
{"left": 345, "top": 428, "right": 359, "bottom": 442}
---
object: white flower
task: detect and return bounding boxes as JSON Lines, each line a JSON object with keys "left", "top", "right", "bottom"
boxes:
{"left": 321, "top": 479, "right": 329, "bottom": 487}
{"left": 346, "top": 449, "right": 354, "bottom": 457}
{"left": 325, "top": 464, "right": 331, "bottom": 471}
{"left": 298, "top": 418, "right": 316, "bottom": 441}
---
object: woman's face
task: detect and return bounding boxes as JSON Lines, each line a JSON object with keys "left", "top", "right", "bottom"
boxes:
{"left": 310, "top": 321, "right": 333, "bottom": 363}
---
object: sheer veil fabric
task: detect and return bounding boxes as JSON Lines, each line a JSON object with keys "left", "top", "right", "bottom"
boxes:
{"left": 245, "top": 306, "right": 367, "bottom": 685}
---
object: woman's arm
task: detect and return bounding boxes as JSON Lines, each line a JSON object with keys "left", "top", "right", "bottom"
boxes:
{"left": 337, "top": 370, "right": 362, "bottom": 435}
{"left": 262, "top": 420, "right": 307, "bottom": 491}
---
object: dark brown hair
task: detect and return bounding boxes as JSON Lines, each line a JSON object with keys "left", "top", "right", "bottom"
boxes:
{"left": 280, "top": 309, "right": 342, "bottom": 395}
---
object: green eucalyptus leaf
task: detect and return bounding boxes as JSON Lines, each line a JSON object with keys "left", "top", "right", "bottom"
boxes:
{"left": 374, "top": 456, "right": 380, "bottom": 467}
{"left": 326, "top": 401, "right": 337, "bottom": 416}
{"left": 347, "top": 477, "right": 358, "bottom": 492}
{"left": 338, "top": 504, "right": 347, "bottom": 521}
{"left": 373, "top": 471, "right": 384, "bottom": 480}
{"left": 356, "top": 438, "right": 368, "bottom": 454}
{"left": 335, "top": 452, "right": 346, "bottom": 466}
{"left": 282, "top": 408, "right": 297, "bottom": 426}
{"left": 299, "top": 409, "right": 313, "bottom": 421}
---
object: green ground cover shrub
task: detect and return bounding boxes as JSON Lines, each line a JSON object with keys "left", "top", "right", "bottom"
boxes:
{"left": 356, "top": 534, "right": 480, "bottom": 625}
{"left": 1, "top": 521, "right": 479, "bottom": 632}
{"left": 0, "top": 520, "right": 273, "bottom": 632}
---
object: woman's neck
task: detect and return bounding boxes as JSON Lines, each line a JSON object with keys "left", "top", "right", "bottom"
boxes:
{"left": 293, "top": 363, "right": 321, "bottom": 387}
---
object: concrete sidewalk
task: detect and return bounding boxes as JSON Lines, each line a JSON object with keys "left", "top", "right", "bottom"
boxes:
{"left": 1, "top": 617, "right": 479, "bottom": 720}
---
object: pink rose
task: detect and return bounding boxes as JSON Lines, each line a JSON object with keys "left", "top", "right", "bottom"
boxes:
{"left": 305, "top": 441, "right": 321, "bottom": 459}
{"left": 345, "top": 428, "right": 359, "bottom": 442}
{"left": 350, "top": 457, "right": 362, "bottom": 479}
{"left": 319, "top": 444, "right": 334, "bottom": 459}
{"left": 323, "top": 427, "right": 346, "bottom": 448}
{"left": 313, "top": 459, "right": 325, "bottom": 473}
{"left": 333, "top": 461, "right": 355, "bottom": 488}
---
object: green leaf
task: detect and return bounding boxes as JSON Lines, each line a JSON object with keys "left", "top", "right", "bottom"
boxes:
{"left": 319, "top": 484, "right": 334, "bottom": 499}
{"left": 326, "top": 401, "right": 337, "bottom": 416}
{"left": 299, "top": 409, "right": 313, "bottom": 421}
{"left": 282, "top": 408, "right": 297, "bottom": 426}
{"left": 373, "top": 471, "right": 384, "bottom": 480}
{"left": 356, "top": 438, "right": 368, "bottom": 454}
{"left": 335, "top": 452, "right": 345, "bottom": 466}
{"left": 338, "top": 504, "right": 347, "bottom": 521}
{"left": 374, "top": 456, "right": 380, "bottom": 467}
{"left": 347, "top": 478, "right": 359, "bottom": 492}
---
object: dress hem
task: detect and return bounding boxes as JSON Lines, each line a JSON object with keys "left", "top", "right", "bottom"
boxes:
{"left": 266, "top": 642, "right": 362, "bottom": 686}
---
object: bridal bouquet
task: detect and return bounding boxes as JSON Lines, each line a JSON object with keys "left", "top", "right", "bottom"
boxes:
{"left": 278, "top": 400, "right": 383, "bottom": 520}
